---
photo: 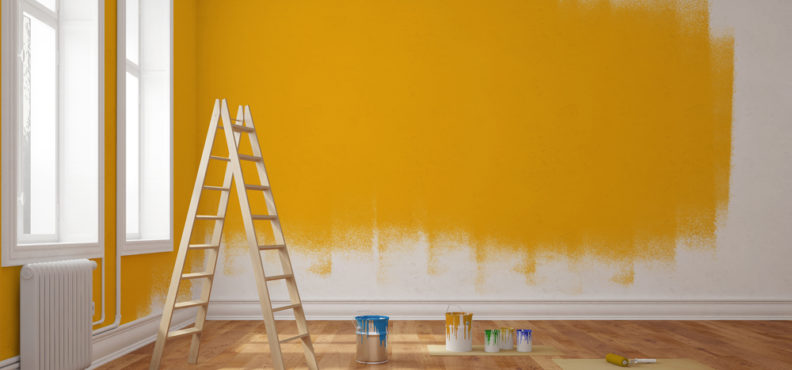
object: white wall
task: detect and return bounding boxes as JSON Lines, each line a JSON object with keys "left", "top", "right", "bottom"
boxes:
{"left": 207, "top": 0, "right": 792, "bottom": 319}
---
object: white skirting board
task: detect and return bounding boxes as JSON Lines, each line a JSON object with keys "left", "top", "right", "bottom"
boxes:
{"left": 206, "top": 299, "right": 792, "bottom": 320}
{"left": 0, "top": 356, "right": 19, "bottom": 370}
{"left": 89, "top": 308, "right": 196, "bottom": 369}
{"left": 0, "top": 308, "right": 196, "bottom": 370}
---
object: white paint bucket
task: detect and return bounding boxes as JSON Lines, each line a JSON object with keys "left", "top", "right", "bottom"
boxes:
{"left": 499, "top": 327, "right": 514, "bottom": 350}
{"left": 516, "top": 329, "right": 532, "bottom": 352}
{"left": 484, "top": 329, "right": 500, "bottom": 352}
{"left": 445, "top": 311, "right": 473, "bottom": 352}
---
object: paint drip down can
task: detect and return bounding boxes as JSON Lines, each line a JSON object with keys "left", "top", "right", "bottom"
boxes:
{"left": 445, "top": 311, "right": 473, "bottom": 352}
{"left": 355, "top": 315, "right": 389, "bottom": 364}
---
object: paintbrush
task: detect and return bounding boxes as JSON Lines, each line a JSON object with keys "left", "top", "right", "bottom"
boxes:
{"left": 606, "top": 353, "right": 657, "bottom": 367}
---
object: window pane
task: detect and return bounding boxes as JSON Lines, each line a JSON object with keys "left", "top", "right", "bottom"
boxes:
{"left": 126, "top": 72, "right": 140, "bottom": 237}
{"left": 126, "top": 0, "right": 139, "bottom": 65}
{"left": 19, "top": 13, "right": 57, "bottom": 238}
{"left": 59, "top": 0, "right": 100, "bottom": 243}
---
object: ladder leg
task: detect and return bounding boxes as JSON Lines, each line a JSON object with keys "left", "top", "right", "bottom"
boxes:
{"left": 187, "top": 105, "right": 241, "bottom": 363}
{"left": 150, "top": 100, "right": 222, "bottom": 369}
{"left": 222, "top": 101, "right": 289, "bottom": 369}
{"left": 242, "top": 104, "right": 319, "bottom": 369}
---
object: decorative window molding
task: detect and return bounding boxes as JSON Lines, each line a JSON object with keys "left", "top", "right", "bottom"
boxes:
{"left": 1, "top": 0, "right": 105, "bottom": 266}
{"left": 117, "top": 0, "right": 173, "bottom": 256}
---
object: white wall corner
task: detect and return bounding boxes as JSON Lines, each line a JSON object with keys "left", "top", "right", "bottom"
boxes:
{"left": 207, "top": 299, "right": 792, "bottom": 320}
{"left": 89, "top": 308, "right": 196, "bottom": 369}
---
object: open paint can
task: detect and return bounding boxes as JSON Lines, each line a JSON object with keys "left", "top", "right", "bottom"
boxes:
{"left": 499, "top": 327, "right": 514, "bottom": 350}
{"left": 516, "top": 329, "right": 532, "bottom": 352}
{"left": 355, "top": 315, "right": 390, "bottom": 364}
{"left": 445, "top": 308, "right": 473, "bottom": 352}
{"left": 484, "top": 329, "right": 500, "bottom": 352}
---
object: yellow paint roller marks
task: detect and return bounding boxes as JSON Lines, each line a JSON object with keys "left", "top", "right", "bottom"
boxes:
{"left": 610, "top": 263, "right": 635, "bottom": 286}
{"left": 195, "top": 0, "right": 734, "bottom": 282}
{"left": 309, "top": 254, "right": 333, "bottom": 276}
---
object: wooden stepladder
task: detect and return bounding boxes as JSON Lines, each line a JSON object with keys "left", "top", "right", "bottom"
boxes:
{"left": 150, "top": 99, "right": 318, "bottom": 370}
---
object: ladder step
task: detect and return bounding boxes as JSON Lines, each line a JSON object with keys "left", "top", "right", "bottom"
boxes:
{"left": 265, "top": 274, "right": 294, "bottom": 281}
{"left": 174, "top": 300, "right": 209, "bottom": 309}
{"left": 280, "top": 333, "right": 309, "bottom": 343}
{"left": 272, "top": 303, "right": 301, "bottom": 313}
{"left": 196, "top": 215, "right": 224, "bottom": 220}
{"left": 245, "top": 184, "right": 271, "bottom": 191}
{"left": 181, "top": 272, "right": 213, "bottom": 280}
{"left": 238, "top": 154, "right": 263, "bottom": 162}
{"left": 258, "top": 244, "right": 286, "bottom": 250}
{"left": 252, "top": 214, "right": 278, "bottom": 220}
{"left": 167, "top": 326, "right": 202, "bottom": 338}
{"left": 217, "top": 124, "right": 255, "bottom": 132}
{"left": 231, "top": 124, "right": 255, "bottom": 132}
{"left": 189, "top": 243, "right": 220, "bottom": 250}
{"left": 210, "top": 155, "right": 230, "bottom": 161}
{"left": 202, "top": 185, "right": 230, "bottom": 191}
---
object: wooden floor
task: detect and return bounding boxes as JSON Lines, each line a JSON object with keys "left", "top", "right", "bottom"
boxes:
{"left": 101, "top": 320, "right": 792, "bottom": 369}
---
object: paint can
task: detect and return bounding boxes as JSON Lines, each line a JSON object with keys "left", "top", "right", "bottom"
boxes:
{"left": 499, "top": 327, "right": 514, "bottom": 350}
{"left": 355, "top": 315, "right": 389, "bottom": 364}
{"left": 516, "top": 329, "right": 532, "bottom": 352}
{"left": 484, "top": 329, "right": 500, "bottom": 352}
{"left": 445, "top": 308, "right": 473, "bottom": 352}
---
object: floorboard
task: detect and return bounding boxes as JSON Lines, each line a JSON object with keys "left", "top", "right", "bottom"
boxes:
{"left": 99, "top": 320, "right": 792, "bottom": 369}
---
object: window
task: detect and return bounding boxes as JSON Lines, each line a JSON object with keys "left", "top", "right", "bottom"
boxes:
{"left": 118, "top": 0, "right": 172, "bottom": 255}
{"left": 1, "top": 0, "right": 104, "bottom": 266}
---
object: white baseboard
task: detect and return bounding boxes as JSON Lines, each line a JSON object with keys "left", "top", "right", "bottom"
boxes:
{"left": 0, "top": 356, "right": 19, "bottom": 370}
{"left": 89, "top": 308, "right": 197, "bottom": 369}
{"left": 207, "top": 298, "right": 792, "bottom": 320}
{"left": 0, "top": 309, "right": 196, "bottom": 370}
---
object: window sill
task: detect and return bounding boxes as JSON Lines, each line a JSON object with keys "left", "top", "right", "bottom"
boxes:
{"left": 1, "top": 242, "right": 103, "bottom": 267}
{"left": 121, "top": 239, "right": 173, "bottom": 256}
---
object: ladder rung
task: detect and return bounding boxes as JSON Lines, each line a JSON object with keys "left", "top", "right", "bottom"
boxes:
{"left": 245, "top": 184, "right": 271, "bottom": 191}
{"left": 196, "top": 215, "right": 224, "bottom": 220}
{"left": 217, "top": 124, "right": 254, "bottom": 132}
{"left": 252, "top": 214, "right": 278, "bottom": 220}
{"left": 230, "top": 124, "right": 255, "bottom": 132}
{"left": 265, "top": 274, "right": 294, "bottom": 282}
{"left": 259, "top": 244, "right": 286, "bottom": 250}
{"left": 272, "top": 303, "right": 301, "bottom": 313}
{"left": 189, "top": 243, "right": 220, "bottom": 249}
{"left": 203, "top": 185, "right": 230, "bottom": 191}
{"left": 174, "top": 300, "right": 209, "bottom": 309}
{"left": 168, "top": 326, "right": 202, "bottom": 338}
{"left": 238, "top": 154, "right": 263, "bottom": 162}
{"left": 182, "top": 272, "right": 213, "bottom": 280}
{"left": 280, "top": 333, "right": 309, "bottom": 343}
{"left": 210, "top": 155, "right": 230, "bottom": 161}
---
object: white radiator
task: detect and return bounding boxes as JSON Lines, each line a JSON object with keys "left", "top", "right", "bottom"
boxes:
{"left": 20, "top": 259, "right": 97, "bottom": 370}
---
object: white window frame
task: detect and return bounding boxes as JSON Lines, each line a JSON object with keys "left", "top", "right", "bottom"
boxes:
{"left": 1, "top": 0, "right": 105, "bottom": 266}
{"left": 117, "top": 0, "right": 174, "bottom": 256}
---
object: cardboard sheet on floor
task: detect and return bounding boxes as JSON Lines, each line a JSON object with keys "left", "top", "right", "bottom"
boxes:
{"left": 427, "top": 344, "right": 561, "bottom": 356}
{"left": 553, "top": 358, "right": 712, "bottom": 370}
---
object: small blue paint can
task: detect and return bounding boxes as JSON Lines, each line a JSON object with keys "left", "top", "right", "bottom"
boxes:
{"left": 354, "top": 315, "right": 389, "bottom": 364}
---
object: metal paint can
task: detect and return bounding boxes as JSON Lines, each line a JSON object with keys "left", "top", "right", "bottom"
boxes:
{"left": 516, "top": 329, "right": 532, "bottom": 352}
{"left": 445, "top": 311, "right": 473, "bottom": 352}
{"left": 484, "top": 329, "right": 500, "bottom": 352}
{"left": 499, "top": 327, "right": 515, "bottom": 350}
{"left": 355, "top": 315, "right": 389, "bottom": 364}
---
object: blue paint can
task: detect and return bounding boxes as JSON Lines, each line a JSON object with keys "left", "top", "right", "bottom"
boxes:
{"left": 354, "top": 315, "right": 389, "bottom": 364}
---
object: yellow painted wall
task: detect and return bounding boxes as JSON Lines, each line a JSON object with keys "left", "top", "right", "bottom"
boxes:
{"left": 196, "top": 0, "right": 733, "bottom": 283}
{"left": 0, "top": 0, "right": 198, "bottom": 361}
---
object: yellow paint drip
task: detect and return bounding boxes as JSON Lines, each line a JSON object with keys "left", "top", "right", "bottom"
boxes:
{"left": 445, "top": 312, "right": 473, "bottom": 340}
